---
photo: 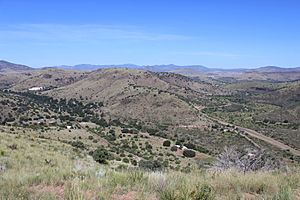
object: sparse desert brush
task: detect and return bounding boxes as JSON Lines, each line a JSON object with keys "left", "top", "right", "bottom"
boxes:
{"left": 64, "top": 179, "right": 86, "bottom": 200}
{"left": 1, "top": 132, "right": 300, "bottom": 200}
{"left": 147, "top": 172, "right": 168, "bottom": 192}
{"left": 191, "top": 184, "right": 215, "bottom": 200}
{"left": 273, "top": 185, "right": 293, "bottom": 200}
{"left": 127, "top": 170, "right": 145, "bottom": 185}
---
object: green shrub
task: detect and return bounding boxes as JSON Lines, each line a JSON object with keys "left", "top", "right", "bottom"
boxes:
{"left": 123, "top": 157, "right": 130, "bottom": 163}
{"left": 90, "top": 147, "right": 112, "bottom": 164}
{"left": 192, "top": 184, "right": 215, "bottom": 200}
{"left": 115, "top": 157, "right": 122, "bottom": 161}
{"left": 183, "top": 149, "right": 196, "bottom": 158}
{"left": 146, "top": 128, "right": 158, "bottom": 135}
{"left": 196, "top": 146, "right": 210, "bottom": 154}
{"left": 128, "top": 170, "right": 144, "bottom": 183}
{"left": 120, "top": 153, "right": 126, "bottom": 157}
{"left": 0, "top": 149, "right": 5, "bottom": 156}
{"left": 139, "top": 159, "right": 163, "bottom": 171}
{"left": 131, "top": 159, "right": 138, "bottom": 166}
{"left": 163, "top": 140, "right": 171, "bottom": 147}
{"left": 120, "top": 128, "right": 139, "bottom": 134}
{"left": 273, "top": 185, "right": 293, "bottom": 200}
{"left": 108, "top": 129, "right": 115, "bottom": 134}
{"left": 121, "top": 128, "right": 131, "bottom": 133}
{"left": 70, "top": 141, "right": 85, "bottom": 149}
{"left": 160, "top": 189, "right": 176, "bottom": 200}
{"left": 171, "top": 146, "right": 178, "bottom": 152}
{"left": 184, "top": 142, "right": 195, "bottom": 150}
{"left": 146, "top": 143, "right": 153, "bottom": 150}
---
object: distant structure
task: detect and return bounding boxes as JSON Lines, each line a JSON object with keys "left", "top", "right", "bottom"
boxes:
{"left": 28, "top": 87, "right": 43, "bottom": 91}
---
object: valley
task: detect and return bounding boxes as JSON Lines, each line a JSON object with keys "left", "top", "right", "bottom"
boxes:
{"left": 1, "top": 60, "right": 300, "bottom": 199}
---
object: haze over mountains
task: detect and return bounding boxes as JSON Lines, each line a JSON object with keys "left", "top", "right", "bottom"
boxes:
{"left": 50, "top": 63, "right": 300, "bottom": 73}
{"left": 1, "top": 60, "right": 300, "bottom": 74}
{"left": 0, "top": 60, "right": 33, "bottom": 72}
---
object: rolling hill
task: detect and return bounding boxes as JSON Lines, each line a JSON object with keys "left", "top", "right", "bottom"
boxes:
{"left": 42, "top": 68, "right": 216, "bottom": 126}
{"left": 1, "top": 60, "right": 300, "bottom": 166}
{"left": 0, "top": 60, "right": 33, "bottom": 72}
{"left": 10, "top": 68, "right": 87, "bottom": 91}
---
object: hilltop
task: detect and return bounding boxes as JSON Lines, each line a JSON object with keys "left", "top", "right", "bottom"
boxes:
{"left": 43, "top": 68, "right": 222, "bottom": 125}
{"left": 0, "top": 60, "right": 33, "bottom": 72}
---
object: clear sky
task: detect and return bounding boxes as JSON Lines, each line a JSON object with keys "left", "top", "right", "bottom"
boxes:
{"left": 0, "top": 0, "right": 300, "bottom": 68}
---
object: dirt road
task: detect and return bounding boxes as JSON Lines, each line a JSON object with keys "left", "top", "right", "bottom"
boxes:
{"left": 195, "top": 106, "right": 300, "bottom": 157}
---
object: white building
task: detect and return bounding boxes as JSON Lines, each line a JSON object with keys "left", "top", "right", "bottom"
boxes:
{"left": 29, "top": 87, "right": 44, "bottom": 91}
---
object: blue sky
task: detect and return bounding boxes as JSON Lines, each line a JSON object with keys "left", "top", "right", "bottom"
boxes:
{"left": 0, "top": 0, "right": 300, "bottom": 68}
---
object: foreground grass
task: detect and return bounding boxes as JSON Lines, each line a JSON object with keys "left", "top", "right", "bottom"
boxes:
{"left": 0, "top": 132, "right": 300, "bottom": 200}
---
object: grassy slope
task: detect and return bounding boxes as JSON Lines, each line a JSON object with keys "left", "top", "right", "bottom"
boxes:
{"left": 1, "top": 132, "right": 300, "bottom": 200}
{"left": 0, "top": 89, "right": 253, "bottom": 168}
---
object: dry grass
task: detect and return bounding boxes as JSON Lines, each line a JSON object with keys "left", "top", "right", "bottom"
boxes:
{"left": 1, "top": 132, "right": 300, "bottom": 200}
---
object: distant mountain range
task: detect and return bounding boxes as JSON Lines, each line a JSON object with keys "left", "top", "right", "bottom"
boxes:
{"left": 249, "top": 66, "right": 300, "bottom": 73}
{"left": 50, "top": 63, "right": 300, "bottom": 73}
{"left": 0, "top": 60, "right": 33, "bottom": 72}
{"left": 1, "top": 60, "right": 300, "bottom": 73}
{"left": 50, "top": 64, "right": 211, "bottom": 72}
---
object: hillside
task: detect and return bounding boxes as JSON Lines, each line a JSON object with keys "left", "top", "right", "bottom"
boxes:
{"left": 0, "top": 61, "right": 299, "bottom": 173}
{"left": 0, "top": 61, "right": 36, "bottom": 89}
{"left": 1, "top": 61, "right": 300, "bottom": 200}
{"left": 250, "top": 66, "right": 300, "bottom": 73}
{"left": 0, "top": 65, "right": 260, "bottom": 160}
{"left": 1, "top": 132, "right": 300, "bottom": 199}
{"left": 10, "top": 68, "right": 87, "bottom": 91}
{"left": 203, "top": 79, "right": 300, "bottom": 154}
{"left": 0, "top": 60, "right": 33, "bottom": 72}
{"left": 43, "top": 68, "right": 218, "bottom": 126}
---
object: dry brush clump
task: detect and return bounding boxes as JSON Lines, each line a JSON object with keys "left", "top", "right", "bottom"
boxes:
{"left": 211, "top": 146, "right": 283, "bottom": 173}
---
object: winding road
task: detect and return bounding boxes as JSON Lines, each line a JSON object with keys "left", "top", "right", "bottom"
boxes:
{"left": 196, "top": 106, "right": 300, "bottom": 157}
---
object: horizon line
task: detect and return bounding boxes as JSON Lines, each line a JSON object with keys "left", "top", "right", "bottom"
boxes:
{"left": 1, "top": 59, "right": 300, "bottom": 70}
